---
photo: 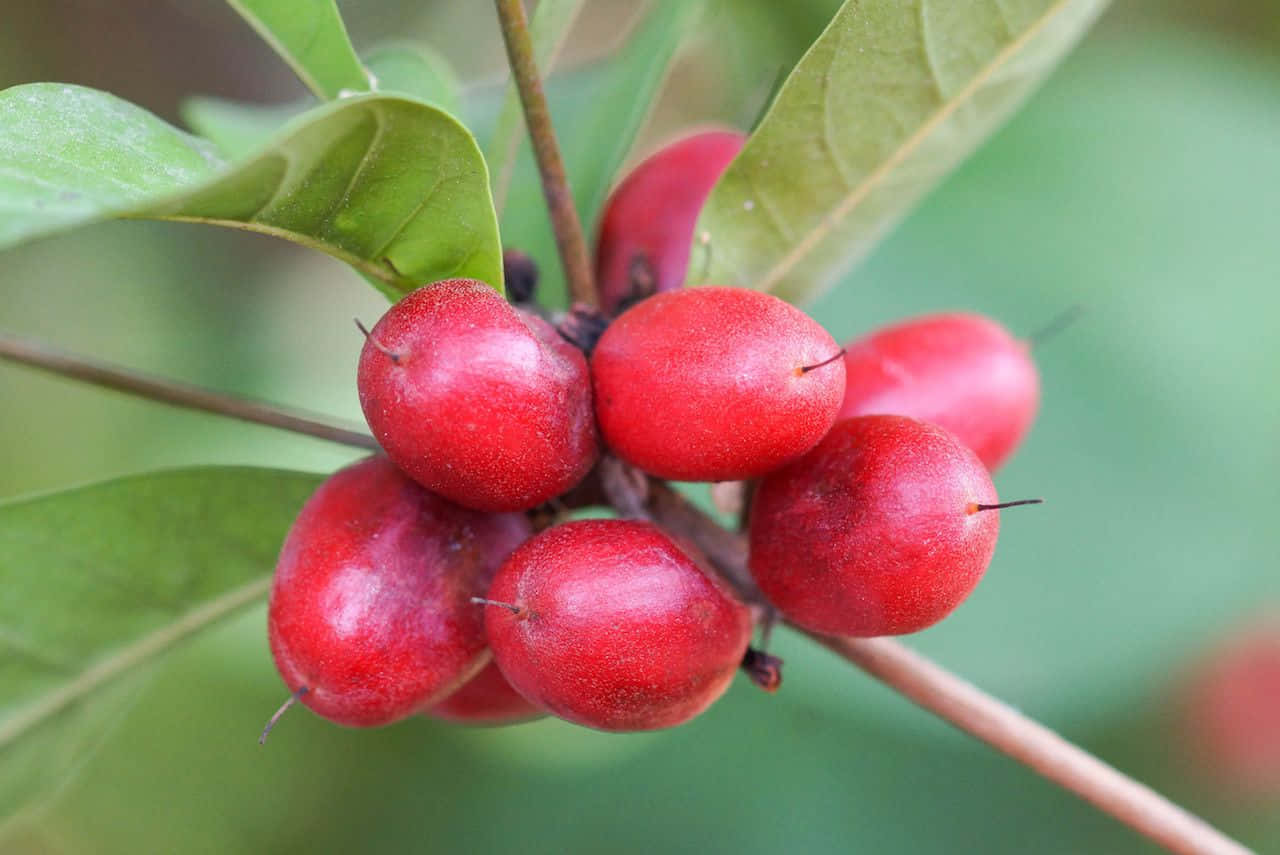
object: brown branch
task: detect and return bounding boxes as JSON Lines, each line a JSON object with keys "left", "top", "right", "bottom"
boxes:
{"left": 493, "top": 0, "right": 597, "bottom": 307}
{"left": 814, "top": 636, "right": 1252, "bottom": 855}
{"left": 0, "top": 333, "right": 1250, "bottom": 854}
{"left": 644, "top": 481, "right": 1250, "bottom": 855}
{"left": 0, "top": 331, "right": 380, "bottom": 451}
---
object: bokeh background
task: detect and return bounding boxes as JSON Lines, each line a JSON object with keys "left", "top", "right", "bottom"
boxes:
{"left": 1, "top": 0, "right": 1278, "bottom": 852}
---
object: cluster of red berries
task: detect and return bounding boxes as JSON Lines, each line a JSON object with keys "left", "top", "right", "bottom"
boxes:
{"left": 264, "top": 130, "right": 1041, "bottom": 737}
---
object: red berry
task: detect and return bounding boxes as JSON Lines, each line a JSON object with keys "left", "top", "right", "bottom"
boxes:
{"left": 1180, "top": 616, "right": 1280, "bottom": 799}
{"left": 425, "top": 661, "right": 544, "bottom": 726}
{"left": 267, "top": 456, "right": 531, "bottom": 727}
{"left": 749, "top": 415, "right": 1001, "bottom": 637}
{"left": 837, "top": 313, "right": 1039, "bottom": 470}
{"left": 357, "top": 279, "right": 598, "bottom": 512}
{"left": 595, "top": 130, "right": 745, "bottom": 315}
{"left": 591, "top": 287, "right": 845, "bottom": 482}
{"left": 482, "top": 519, "right": 752, "bottom": 731}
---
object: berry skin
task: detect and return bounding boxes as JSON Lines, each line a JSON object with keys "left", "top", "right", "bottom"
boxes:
{"left": 595, "top": 130, "right": 745, "bottom": 315}
{"left": 482, "top": 519, "right": 752, "bottom": 732}
{"left": 358, "top": 279, "right": 598, "bottom": 512}
{"left": 837, "top": 313, "right": 1039, "bottom": 471}
{"left": 749, "top": 415, "right": 1000, "bottom": 637}
{"left": 591, "top": 287, "right": 845, "bottom": 482}
{"left": 1180, "top": 617, "right": 1280, "bottom": 799}
{"left": 425, "top": 662, "right": 544, "bottom": 726}
{"left": 268, "top": 456, "right": 532, "bottom": 727}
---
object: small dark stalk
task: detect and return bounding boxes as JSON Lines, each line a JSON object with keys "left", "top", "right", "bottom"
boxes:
{"left": 259, "top": 686, "right": 308, "bottom": 745}
{"left": 493, "top": 0, "right": 597, "bottom": 307}
{"left": 0, "top": 331, "right": 379, "bottom": 451}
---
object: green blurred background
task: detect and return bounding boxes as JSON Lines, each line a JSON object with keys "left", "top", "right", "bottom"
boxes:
{"left": 1, "top": 0, "right": 1278, "bottom": 852}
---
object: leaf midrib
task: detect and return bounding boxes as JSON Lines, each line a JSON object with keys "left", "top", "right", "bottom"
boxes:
{"left": 752, "top": 0, "right": 1084, "bottom": 292}
{"left": 0, "top": 576, "right": 270, "bottom": 749}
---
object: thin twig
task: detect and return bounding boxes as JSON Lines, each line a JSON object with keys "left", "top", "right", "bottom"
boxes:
{"left": 0, "top": 336, "right": 1250, "bottom": 854}
{"left": 0, "top": 331, "right": 380, "bottom": 451}
{"left": 644, "top": 481, "right": 1250, "bottom": 855}
{"left": 493, "top": 0, "right": 597, "bottom": 307}
{"left": 812, "top": 635, "right": 1252, "bottom": 855}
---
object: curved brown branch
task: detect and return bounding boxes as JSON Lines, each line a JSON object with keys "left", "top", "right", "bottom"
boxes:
{"left": 493, "top": 0, "right": 597, "bottom": 307}
{"left": 0, "top": 332, "right": 380, "bottom": 451}
{"left": 644, "top": 481, "right": 1250, "bottom": 855}
{"left": 0, "top": 338, "right": 1251, "bottom": 855}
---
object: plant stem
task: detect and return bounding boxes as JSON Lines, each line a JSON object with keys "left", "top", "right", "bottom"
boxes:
{"left": 0, "top": 332, "right": 380, "bottom": 451}
{"left": 644, "top": 481, "right": 1249, "bottom": 855}
{"left": 2, "top": 337, "right": 1249, "bottom": 854}
{"left": 493, "top": 0, "right": 597, "bottom": 307}
{"left": 814, "top": 635, "right": 1251, "bottom": 855}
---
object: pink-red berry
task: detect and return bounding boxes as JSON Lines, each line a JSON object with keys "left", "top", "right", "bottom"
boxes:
{"left": 591, "top": 287, "right": 845, "bottom": 482}
{"left": 749, "top": 415, "right": 1001, "bottom": 637}
{"left": 267, "top": 456, "right": 531, "bottom": 727}
{"left": 425, "top": 661, "right": 544, "bottom": 726}
{"left": 482, "top": 519, "right": 752, "bottom": 731}
{"left": 358, "top": 279, "right": 598, "bottom": 512}
{"left": 595, "top": 130, "right": 745, "bottom": 315}
{"left": 838, "top": 313, "right": 1039, "bottom": 470}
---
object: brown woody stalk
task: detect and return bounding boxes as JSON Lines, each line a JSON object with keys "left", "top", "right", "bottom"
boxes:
{"left": 0, "top": 332, "right": 379, "bottom": 451}
{"left": 0, "top": 7, "right": 1251, "bottom": 847}
{"left": 484, "top": 3, "right": 1250, "bottom": 848}
{"left": 0, "top": 335, "right": 1252, "bottom": 855}
{"left": 492, "top": 0, "right": 597, "bottom": 307}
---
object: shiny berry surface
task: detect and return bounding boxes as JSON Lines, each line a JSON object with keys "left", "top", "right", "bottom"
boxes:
{"left": 483, "top": 519, "right": 752, "bottom": 732}
{"left": 426, "top": 661, "right": 545, "bottom": 726}
{"left": 838, "top": 313, "right": 1039, "bottom": 470}
{"left": 268, "top": 456, "right": 531, "bottom": 727}
{"left": 591, "top": 287, "right": 845, "bottom": 482}
{"left": 358, "top": 279, "right": 598, "bottom": 512}
{"left": 749, "top": 415, "right": 1000, "bottom": 637}
{"left": 594, "top": 130, "right": 744, "bottom": 315}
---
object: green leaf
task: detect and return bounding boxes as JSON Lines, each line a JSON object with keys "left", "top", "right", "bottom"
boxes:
{"left": 487, "top": 0, "right": 588, "bottom": 216}
{"left": 225, "top": 0, "right": 369, "bottom": 99}
{"left": 180, "top": 98, "right": 308, "bottom": 161}
{"left": 0, "top": 83, "right": 504, "bottom": 298}
{"left": 498, "top": 0, "right": 705, "bottom": 307}
{"left": 693, "top": 0, "right": 1109, "bottom": 303}
{"left": 181, "top": 42, "right": 463, "bottom": 160}
{"left": 364, "top": 42, "right": 462, "bottom": 113}
{"left": 0, "top": 467, "right": 322, "bottom": 825}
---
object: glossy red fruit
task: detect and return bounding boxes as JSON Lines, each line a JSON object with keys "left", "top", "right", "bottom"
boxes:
{"left": 1180, "top": 616, "right": 1280, "bottom": 799}
{"left": 591, "top": 287, "right": 845, "bottom": 482}
{"left": 425, "top": 661, "right": 544, "bottom": 726}
{"left": 358, "top": 279, "right": 598, "bottom": 512}
{"left": 749, "top": 415, "right": 1000, "bottom": 637}
{"left": 837, "top": 313, "right": 1039, "bottom": 470}
{"left": 268, "top": 456, "right": 532, "bottom": 727}
{"left": 483, "top": 519, "right": 752, "bottom": 731}
{"left": 595, "top": 129, "right": 745, "bottom": 315}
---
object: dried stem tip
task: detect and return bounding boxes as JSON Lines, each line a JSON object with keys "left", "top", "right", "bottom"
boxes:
{"left": 259, "top": 686, "right": 309, "bottom": 745}
{"left": 798, "top": 349, "right": 846, "bottom": 375}
{"left": 968, "top": 498, "right": 1044, "bottom": 514}
{"left": 742, "top": 647, "right": 784, "bottom": 693}
{"left": 471, "top": 597, "right": 525, "bottom": 617}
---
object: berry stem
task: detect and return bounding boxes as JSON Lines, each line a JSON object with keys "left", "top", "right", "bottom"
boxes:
{"left": 354, "top": 318, "right": 404, "bottom": 364}
{"left": 259, "top": 686, "right": 308, "bottom": 745}
{"left": 799, "top": 349, "right": 846, "bottom": 374}
{"left": 1027, "top": 304, "right": 1085, "bottom": 349}
{"left": 812, "top": 634, "right": 1249, "bottom": 855}
{"left": 471, "top": 597, "right": 524, "bottom": 616}
{"left": 969, "top": 498, "right": 1044, "bottom": 513}
{"left": 0, "top": 331, "right": 380, "bottom": 451}
{"left": 645, "top": 480, "right": 1247, "bottom": 855}
{"left": 493, "top": 0, "right": 597, "bottom": 307}
{"left": 4, "top": 351, "right": 1245, "bottom": 854}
